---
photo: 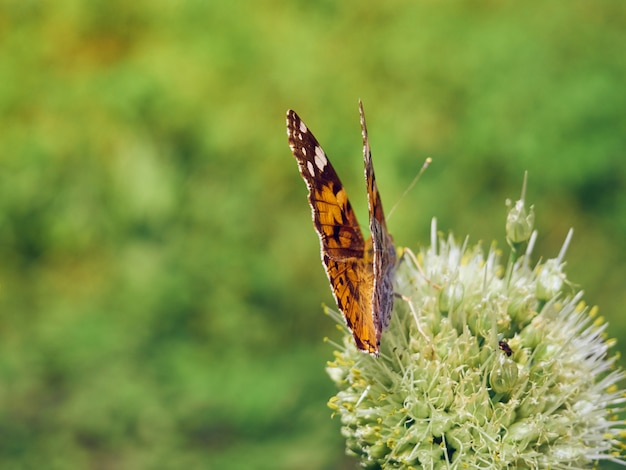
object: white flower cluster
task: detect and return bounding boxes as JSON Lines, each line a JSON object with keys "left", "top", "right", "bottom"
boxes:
{"left": 326, "top": 197, "right": 625, "bottom": 469}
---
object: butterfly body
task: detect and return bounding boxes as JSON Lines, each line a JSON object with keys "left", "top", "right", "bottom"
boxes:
{"left": 286, "top": 102, "right": 396, "bottom": 356}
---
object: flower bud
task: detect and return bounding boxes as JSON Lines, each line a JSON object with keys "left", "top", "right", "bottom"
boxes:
{"left": 489, "top": 355, "right": 519, "bottom": 395}
{"left": 536, "top": 259, "right": 564, "bottom": 301}
{"left": 506, "top": 199, "right": 535, "bottom": 246}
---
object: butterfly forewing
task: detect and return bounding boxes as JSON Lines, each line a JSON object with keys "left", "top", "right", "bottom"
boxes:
{"left": 286, "top": 105, "right": 395, "bottom": 355}
{"left": 286, "top": 111, "right": 365, "bottom": 258}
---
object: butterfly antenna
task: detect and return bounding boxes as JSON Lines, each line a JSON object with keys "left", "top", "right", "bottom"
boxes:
{"left": 387, "top": 157, "right": 432, "bottom": 219}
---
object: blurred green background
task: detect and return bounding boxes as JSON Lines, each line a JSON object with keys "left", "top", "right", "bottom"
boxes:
{"left": 1, "top": 1, "right": 625, "bottom": 469}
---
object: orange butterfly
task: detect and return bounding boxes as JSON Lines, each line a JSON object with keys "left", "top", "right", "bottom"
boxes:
{"left": 286, "top": 102, "right": 396, "bottom": 356}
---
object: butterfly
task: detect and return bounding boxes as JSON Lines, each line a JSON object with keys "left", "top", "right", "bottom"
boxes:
{"left": 286, "top": 101, "right": 396, "bottom": 356}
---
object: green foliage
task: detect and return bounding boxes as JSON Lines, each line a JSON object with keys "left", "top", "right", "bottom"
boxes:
{"left": 0, "top": 1, "right": 624, "bottom": 468}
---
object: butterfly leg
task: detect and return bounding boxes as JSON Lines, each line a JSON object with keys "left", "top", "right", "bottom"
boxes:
{"left": 395, "top": 292, "right": 430, "bottom": 342}
{"left": 400, "top": 247, "right": 441, "bottom": 290}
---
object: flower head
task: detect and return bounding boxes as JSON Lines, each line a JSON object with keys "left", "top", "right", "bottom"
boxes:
{"left": 326, "top": 191, "right": 626, "bottom": 469}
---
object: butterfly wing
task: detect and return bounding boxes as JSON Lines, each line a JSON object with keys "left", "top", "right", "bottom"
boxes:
{"left": 359, "top": 101, "right": 396, "bottom": 347}
{"left": 286, "top": 109, "right": 379, "bottom": 354}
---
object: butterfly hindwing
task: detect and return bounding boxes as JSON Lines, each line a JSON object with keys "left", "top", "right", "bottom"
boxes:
{"left": 286, "top": 104, "right": 395, "bottom": 355}
{"left": 359, "top": 102, "right": 396, "bottom": 345}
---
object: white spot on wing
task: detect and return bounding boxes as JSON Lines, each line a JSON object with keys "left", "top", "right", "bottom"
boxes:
{"left": 307, "top": 161, "right": 315, "bottom": 177}
{"left": 302, "top": 147, "right": 307, "bottom": 156}
{"left": 314, "top": 146, "right": 328, "bottom": 171}
{"left": 299, "top": 121, "right": 307, "bottom": 133}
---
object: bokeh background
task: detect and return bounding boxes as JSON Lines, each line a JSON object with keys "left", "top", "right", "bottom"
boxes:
{"left": 1, "top": 1, "right": 625, "bottom": 469}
